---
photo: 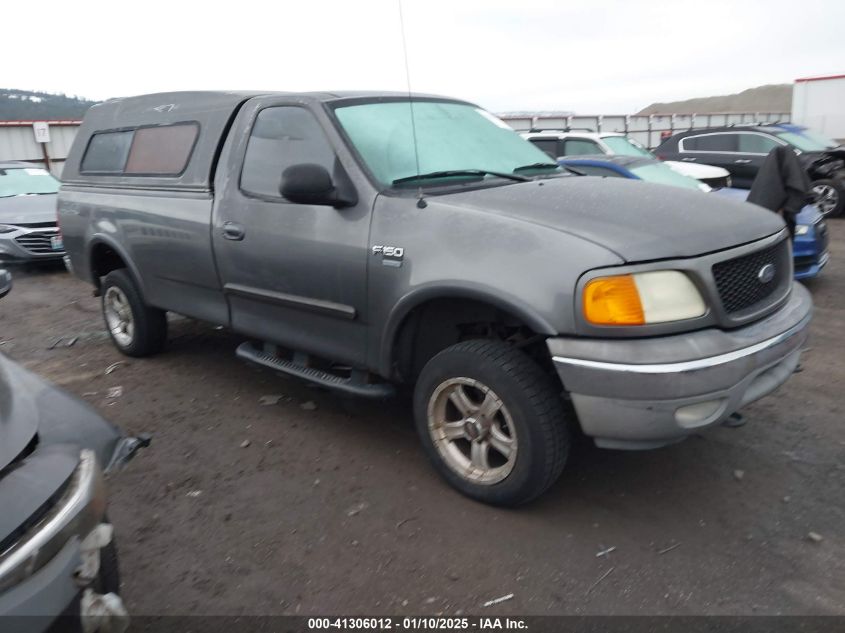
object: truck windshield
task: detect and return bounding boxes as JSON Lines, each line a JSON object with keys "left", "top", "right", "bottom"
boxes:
{"left": 630, "top": 162, "right": 708, "bottom": 191}
{"left": 602, "top": 136, "right": 653, "bottom": 158}
{"left": 333, "top": 101, "right": 559, "bottom": 188}
{"left": 0, "top": 167, "right": 59, "bottom": 198}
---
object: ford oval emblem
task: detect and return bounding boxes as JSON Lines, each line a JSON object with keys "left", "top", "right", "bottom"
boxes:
{"left": 758, "top": 263, "right": 776, "bottom": 284}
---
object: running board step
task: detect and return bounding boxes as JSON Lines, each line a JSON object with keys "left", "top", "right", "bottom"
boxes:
{"left": 236, "top": 342, "right": 395, "bottom": 399}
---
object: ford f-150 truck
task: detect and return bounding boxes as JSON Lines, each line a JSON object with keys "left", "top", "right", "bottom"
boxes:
{"left": 58, "top": 91, "right": 812, "bottom": 505}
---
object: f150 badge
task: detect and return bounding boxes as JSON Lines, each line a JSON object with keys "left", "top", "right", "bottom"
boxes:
{"left": 372, "top": 245, "right": 404, "bottom": 267}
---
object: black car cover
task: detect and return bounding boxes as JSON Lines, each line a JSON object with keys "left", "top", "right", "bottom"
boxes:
{"left": 747, "top": 145, "right": 811, "bottom": 237}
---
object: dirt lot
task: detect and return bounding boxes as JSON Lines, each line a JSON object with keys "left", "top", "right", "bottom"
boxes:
{"left": 1, "top": 224, "right": 843, "bottom": 617}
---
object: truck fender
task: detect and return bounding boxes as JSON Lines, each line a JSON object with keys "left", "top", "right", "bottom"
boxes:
{"left": 378, "top": 283, "right": 558, "bottom": 376}
{"left": 88, "top": 234, "right": 147, "bottom": 299}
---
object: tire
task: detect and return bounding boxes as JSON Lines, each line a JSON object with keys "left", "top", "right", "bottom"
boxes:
{"left": 101, "top": 269, "right": 167, "bottom": 357}
{"left": 811, "top": 179, "right": 844, "bottom": 217}
{"left": 413, "top": 340, "right": 569, "bottom": 506}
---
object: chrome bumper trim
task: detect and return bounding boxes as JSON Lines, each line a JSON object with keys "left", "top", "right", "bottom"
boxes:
{"left": 552, "top": 315, "right": 808, "bottom": 375}
{"left": 0, "top": 450, "right": 104, "bottom": 594}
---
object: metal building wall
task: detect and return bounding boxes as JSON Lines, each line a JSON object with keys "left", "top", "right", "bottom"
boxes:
{"left": 792, "top": 75, "right": 845, "bottom": 142}
{"left": 0, "top": 122, "right": 81, "bottom": 177}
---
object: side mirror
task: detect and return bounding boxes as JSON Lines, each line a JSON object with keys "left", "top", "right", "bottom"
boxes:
{"left": 280, "top": 163, "right": 357, "bottom": 208}
{"left": 0, "top": 269, "right": 11, "bottom": 300}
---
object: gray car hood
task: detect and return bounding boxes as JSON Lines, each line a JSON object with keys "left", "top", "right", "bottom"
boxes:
{"left": 434, "top": 176, "right": 785, "bottom": 262}
{"left": 0, "top": 353, "right": 121, "bottom": 472}
{"left": 0, "top": 193, "right": 58, "bottom": 225}
{"left": 0, "top": 354, "right": 39, "bottom": 471}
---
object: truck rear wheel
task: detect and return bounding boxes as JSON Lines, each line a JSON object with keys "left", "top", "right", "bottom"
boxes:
{"left": 101, "top": 269, "right": 167, "bottom": 357}
{"left": 413, "top": 340, "right": 569, "bottom": 506}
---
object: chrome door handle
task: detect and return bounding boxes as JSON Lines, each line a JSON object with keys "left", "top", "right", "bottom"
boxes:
{"left": 222, "top": 222, "right": 245, "bottom": 241}
{"left": 680, "top": 157, "right": 697, "bottom": 162}
{"left": 734, "top": 159, "right": 752, "bottom": 164}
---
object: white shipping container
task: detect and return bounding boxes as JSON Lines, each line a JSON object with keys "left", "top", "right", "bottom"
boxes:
{"left": 791, "top": 74, "right": 845, "bottom": 142}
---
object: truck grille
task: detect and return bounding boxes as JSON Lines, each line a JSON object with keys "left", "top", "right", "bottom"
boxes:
{"left": 712, "top": 238, "right": 791, "bottom": 315}
{"left": 14, "top": 231, "right": 61, "bottom": 255}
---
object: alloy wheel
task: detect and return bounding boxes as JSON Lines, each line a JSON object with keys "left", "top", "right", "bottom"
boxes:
{"left": 813, "top": 183, "right": 839, "bottom": 217}
{"left": 104, "top": 286, "right": 135, "bottom": 347}
{"left": 426, "top": 377, "right": 518, "bottom": 485}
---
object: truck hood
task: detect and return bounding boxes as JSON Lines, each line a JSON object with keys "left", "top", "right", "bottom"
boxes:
{"left": 0, "top": 193, "right": 58, "bottom": 225}
{"left": 434, "top": 176, "right": 785, "bottom": 262}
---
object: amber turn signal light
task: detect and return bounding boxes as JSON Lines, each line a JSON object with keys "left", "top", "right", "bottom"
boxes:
{"left": 583, "top": 275, "right": 646, "bottom": 325}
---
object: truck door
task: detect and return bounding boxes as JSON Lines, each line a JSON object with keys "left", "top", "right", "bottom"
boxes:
{"left": 212, "top": 100, "right": 371, "bottom": 367}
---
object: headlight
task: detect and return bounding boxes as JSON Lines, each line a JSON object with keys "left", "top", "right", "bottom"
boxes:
{"left": 794, "top": 224, "right": 810, "bottom": 236}
{"left": 583, "top": 270, "right": 706, "bottom": 325}
{"left": 0, "top": 224, "right": 17, "bottom": 234}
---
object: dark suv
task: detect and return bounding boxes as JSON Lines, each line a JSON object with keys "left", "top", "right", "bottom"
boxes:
{"left": 655, "top": 124, "right": 845, "bottom": 216}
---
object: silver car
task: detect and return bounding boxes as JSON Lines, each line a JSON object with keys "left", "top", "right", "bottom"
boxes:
{"left": 0, "top": 162, "right": 64, "bottom": 263}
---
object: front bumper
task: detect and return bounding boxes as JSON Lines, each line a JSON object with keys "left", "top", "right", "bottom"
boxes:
{"left": 794, "top": 250, "right": 829, "bottom": 280}
{"left": 0, "top": 451, "right": 125, "bottom": 633}
{"left": 0, "top": 451, "right": 104, "bottom": 599}
{"left": 549, "top": 282, "right": 812, "bottom": 449}
{"left": 0, "top": 228, "right": 64, "bottom": 263}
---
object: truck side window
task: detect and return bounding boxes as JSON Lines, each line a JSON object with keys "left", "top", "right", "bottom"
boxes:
{"left": 125, "top": 123, "right": 198, "bottom": 175}
{"left": 241, "top": 107, "right": 336, "bottom": 199}
{"left": 81, "top": 131, "right": 134, "bottom": 173}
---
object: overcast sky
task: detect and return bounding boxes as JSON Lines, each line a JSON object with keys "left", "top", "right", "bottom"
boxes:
{"left": 5, "top": 0, "right": 844, "bottom": 113}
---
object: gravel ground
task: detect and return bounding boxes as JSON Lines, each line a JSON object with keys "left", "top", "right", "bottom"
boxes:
{"left": 0, "top": 223, "right": 843, "bottom": 617}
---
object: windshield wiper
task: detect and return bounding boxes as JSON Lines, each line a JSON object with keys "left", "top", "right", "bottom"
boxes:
{"left": 392, "top": 169, "right": 530, "bottom": 186}
{"left": 512, "top": 162, "right": 560, "bottom": 172}
{"left": 513, "top": 162, "right": 585, "bottom": 176}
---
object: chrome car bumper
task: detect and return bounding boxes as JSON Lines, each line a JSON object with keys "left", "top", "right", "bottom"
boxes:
{"left": 548, "top": 283, "right": 813, "bottom": 449}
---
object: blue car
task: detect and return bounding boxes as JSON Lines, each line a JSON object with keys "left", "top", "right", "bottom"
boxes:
{"left": 559, "top": 155, "right": 829, "bottom": 280}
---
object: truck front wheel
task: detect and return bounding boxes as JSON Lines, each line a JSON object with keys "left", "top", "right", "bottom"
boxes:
{"left": 413, "top": 340, "right": 569, "bottom": 506}
{"left": 101, "top": 269, "right": 167, "bottom": 357}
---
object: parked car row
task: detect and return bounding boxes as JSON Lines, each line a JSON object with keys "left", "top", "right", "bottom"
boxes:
{"left": 523, "top": 123, "right": 845, "bottom": 218}
{"left": 522, "top": 129, "right": 734, "bottom": 188}
{"left": 654, "top": 123, "right": 845, "bottom": 216}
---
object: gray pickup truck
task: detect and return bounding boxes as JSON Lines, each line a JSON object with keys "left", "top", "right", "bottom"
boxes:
{"left": 58, "top": 91, "right": 812, "bottom": 505}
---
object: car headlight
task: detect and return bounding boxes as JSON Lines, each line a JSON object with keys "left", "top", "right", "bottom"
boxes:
{"left": 583, "top": 270, "right": 706, "bottom": 325}
{"left": 0, "top": 224, "right": 17, "bottom": 234}
{"left": 794, "top": 224, "right": 810, "bottom": 236}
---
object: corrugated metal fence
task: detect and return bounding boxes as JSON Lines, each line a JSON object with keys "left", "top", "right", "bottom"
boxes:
{"left": 0, "top": 121, "right": 81, "bottom": 177}
{"left": 500, "top": 112, "right": 791, "bottom": 149}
